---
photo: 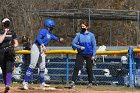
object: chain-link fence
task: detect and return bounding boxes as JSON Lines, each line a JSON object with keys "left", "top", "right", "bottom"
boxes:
{"left": 0, "top": 49, "right": 138, "bottom": 88}
{"left": 10, "top": 52, "right": 128, "bottom": 86}
{"left": 3, "top": 46, "right": 138, "bottom": 88}
{"left": 29, "top": 8, "right": 140, "bottom": 46}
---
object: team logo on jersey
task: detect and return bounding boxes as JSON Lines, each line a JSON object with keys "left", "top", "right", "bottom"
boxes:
{"left": 5, "top": 35, "right": 12, "bottom": 37}
{"left": 47, "top": 34, "right": 51, "bottom": 39}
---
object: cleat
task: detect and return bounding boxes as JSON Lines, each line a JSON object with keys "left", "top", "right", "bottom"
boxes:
{"left": 41, "top": 82, "right": 50, "bottom": 87}
{"left": 69, "top": 81, "right": 75, "bottom": 89}
{"left": 22, "top": 82, "right": 28, "bottom": 90}
{"left": 4, "top": 85, "right": 10, "bottom": 93}
{"left": 87, "top": 83, "right": 92, "bottom": 88}
{"left": 40, "top": 82, "right": 50, "bottom": 90}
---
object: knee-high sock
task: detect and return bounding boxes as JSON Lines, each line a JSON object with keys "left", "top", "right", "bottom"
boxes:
{"left": 40, "top": 71, "right": 45, "bottom": 84}
{"left": 24, "top": 67, "right": 33, "bottom": 82}
{"left": 6, "top": 73, "right": 12, "bottom": 85}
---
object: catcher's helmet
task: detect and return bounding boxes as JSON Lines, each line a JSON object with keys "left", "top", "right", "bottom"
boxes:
{"left": 44, "top": 19, "right": 55, "bottom": 28}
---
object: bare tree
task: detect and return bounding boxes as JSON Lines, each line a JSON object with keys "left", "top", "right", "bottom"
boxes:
{"left": 0, "top": 0, "right": 140, "bottom": 46}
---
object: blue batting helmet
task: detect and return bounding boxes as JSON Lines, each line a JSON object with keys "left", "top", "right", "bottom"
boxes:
{"left": 44, "top": 19, "right": 55, "bottom": 28}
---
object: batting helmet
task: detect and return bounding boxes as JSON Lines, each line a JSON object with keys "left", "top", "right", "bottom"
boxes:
{"left": 44, "top": 19, "right": 55, "bottom": 28}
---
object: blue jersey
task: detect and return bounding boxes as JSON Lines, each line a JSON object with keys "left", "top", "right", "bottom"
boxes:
{"left": 72, "top": 31, "right": 96, "bottom": 56}
{"left": 35, "top": 28, "right": 59, "bottom": 46}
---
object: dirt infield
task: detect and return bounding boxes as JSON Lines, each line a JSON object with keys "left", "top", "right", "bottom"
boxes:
{"left": 0, "top": 84, "right": 140, "bottom": 93}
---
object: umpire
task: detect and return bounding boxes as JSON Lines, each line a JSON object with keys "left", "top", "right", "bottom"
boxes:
{"left": 0, "top": 18, "right": 18, "bottom": 93}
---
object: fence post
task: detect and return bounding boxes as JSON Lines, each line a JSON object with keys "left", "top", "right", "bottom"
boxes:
{"left": 66, "top": 54, "right": 69, "bottom": 85}
{"left": 128, "top": 46, "right": 134, "bottom": 87}
{"left": 132, "top": 52, "right": 136, "bottom": 87}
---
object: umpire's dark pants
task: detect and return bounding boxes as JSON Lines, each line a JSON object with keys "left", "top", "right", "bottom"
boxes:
{"left": 0, "top": 47, "right": 15, "bottom": 85}
{"left": 72, "top": 54, "right": 93, "bottom": 83}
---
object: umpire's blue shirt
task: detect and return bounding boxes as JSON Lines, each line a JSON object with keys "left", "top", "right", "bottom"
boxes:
{"left": 35, "top": 28, "right": 59, "bottom": 46}
{"left": 72, "top": 31, "right": 96, "bottom": 56}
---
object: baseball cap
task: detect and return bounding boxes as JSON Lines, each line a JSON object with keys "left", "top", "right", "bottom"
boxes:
{"left": 2, "top": 18, "right": 10, "bottom": 23}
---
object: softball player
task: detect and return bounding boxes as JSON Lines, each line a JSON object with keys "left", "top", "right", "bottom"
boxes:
{"left": 70, "top": 21, "right": 96, "bottom": 88}
{"left": 22, "top": 19, "right": 63, "bottom": 90}
{"left": 0, "top": 18, "right": 19, "bottom": 93}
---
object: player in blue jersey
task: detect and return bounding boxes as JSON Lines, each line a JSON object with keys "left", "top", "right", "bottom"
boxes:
{"left": 70, "top": 21, "right": 96, "bottom": 88}
{"left": 22, "top": 19, "right": 63, "bottom": 90}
